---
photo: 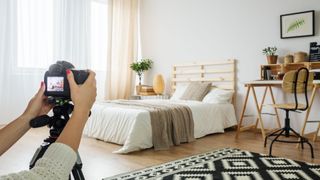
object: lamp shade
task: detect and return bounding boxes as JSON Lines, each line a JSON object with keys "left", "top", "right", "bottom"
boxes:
{"left": 153, "top": 74, "right": 165, "bottom": 95}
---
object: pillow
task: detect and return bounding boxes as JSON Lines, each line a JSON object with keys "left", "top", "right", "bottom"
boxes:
{"left": 170, "top": 83, "right": 188, "bottom": 100}
{"left": 202, "top": 88, "right": 234, "bottom": 104}
{"left": 180, "top": 82, "right": 211, "bottom": 101}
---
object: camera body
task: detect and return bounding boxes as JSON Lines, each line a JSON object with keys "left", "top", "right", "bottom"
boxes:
{"left": 44, "top": 61, "right": 89, "bottom": 99}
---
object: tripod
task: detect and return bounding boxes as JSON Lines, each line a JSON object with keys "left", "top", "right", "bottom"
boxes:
{"left": 29, "top": 100, "right": 85, "bottom": 180}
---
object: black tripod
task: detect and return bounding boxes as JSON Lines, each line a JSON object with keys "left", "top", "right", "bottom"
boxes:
{"left": 29, "top": 100, "right": 85, "bottom": 180}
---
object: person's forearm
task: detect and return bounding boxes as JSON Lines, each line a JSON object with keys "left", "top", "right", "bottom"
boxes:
{"left": 0, "top": 114, "right": 33, "bottom": 156}
{"left": 56, "top": 107, "right": 90, "bottom": 151}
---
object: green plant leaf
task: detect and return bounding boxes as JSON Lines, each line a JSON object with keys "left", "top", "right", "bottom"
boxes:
{"left": 286, "top": 19, "right": 305, "bottom": 33}
{"left": 130, "top": 59, "right": 153, "bottom": 80}
{"left": 262, "top": 46, "right": 277, "bottom": 56}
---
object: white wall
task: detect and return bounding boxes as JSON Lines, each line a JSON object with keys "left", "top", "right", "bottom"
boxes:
{"left": 139, "top": 0, "right": 320, "bottom": 132}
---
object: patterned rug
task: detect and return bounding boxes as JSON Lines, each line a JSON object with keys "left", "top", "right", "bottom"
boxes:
{"left": 104, "top": 148, "right": 320, "bottom": 180}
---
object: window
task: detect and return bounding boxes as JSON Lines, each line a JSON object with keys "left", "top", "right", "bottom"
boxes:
{"left": 90, "top": 0, "right": 108, "bottom": 71}
{"left": 17, "top": 0, "right": 108, "bottom": 71}
{"left": 17, "top": 0, "right": 54, "bottom": 69}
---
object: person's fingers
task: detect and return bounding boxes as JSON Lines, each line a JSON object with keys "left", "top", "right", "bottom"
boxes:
{"left": 66, "top": 69, "right": 77, "bottom": 90}
{"left": 35, "top": 81, "right": 45, "bottom": 98}
{"left": 86, "top": 70, "right": 96, "bottom": 83}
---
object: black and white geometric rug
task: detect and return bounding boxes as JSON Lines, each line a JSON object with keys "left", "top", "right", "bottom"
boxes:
{"left": 104, "top": 148, "right": 320, "bottom": 180}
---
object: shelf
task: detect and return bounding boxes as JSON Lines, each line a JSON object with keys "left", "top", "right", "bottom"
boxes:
{"left": 260, "top": 61, "right": 320, "bottom": 80}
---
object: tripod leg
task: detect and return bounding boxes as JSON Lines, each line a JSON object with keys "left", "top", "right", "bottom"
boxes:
{"left": 29, "top": 143, "right": 50, "bottom": 169}
{"left": 71, "top": 152, "right": 85, "bottom": 180}
{"left": 72, "top": 168, "right": 85, "bottom": 180}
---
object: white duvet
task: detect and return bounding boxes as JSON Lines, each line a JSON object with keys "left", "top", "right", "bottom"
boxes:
{"left": 83, "top": 99, "right": 237, "bottom": 153}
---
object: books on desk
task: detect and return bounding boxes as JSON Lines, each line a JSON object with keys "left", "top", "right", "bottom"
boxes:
{"left": 139, "top": 85, "right": 156, "bottom": 95}
{"left": 139, "top": 92, "right": 157, "bottom": 95}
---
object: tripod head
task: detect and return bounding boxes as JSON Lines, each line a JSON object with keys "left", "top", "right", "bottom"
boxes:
{"left": 30, "top": 97, "right": 74, "bottom": 143}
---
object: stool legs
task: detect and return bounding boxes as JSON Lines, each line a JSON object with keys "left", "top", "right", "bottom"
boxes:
{"left": 290, "top": 127, "right": 314, "bottom": 158}
{"left": 264, "top": 128, "right": 283, "bottom": 147}
{"left": 268, "top": 129, "right": 285, "bottom": 156}
{"left": 264, "top": 110, "right": 314, "bottom": 158}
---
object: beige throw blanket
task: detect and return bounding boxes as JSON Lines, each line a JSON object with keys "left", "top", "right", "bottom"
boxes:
{"left": 108, "top": 100, "right": 195, "bottom": 150}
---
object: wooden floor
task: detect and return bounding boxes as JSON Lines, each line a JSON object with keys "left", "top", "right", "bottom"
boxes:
{"left": 1, "top": 127, "right": 320, "bottom": 179}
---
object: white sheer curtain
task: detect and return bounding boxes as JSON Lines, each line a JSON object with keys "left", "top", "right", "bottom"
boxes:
{"left": 105, "top": 0, "right": 139, "bottom": 100}
{"left": 0, "top": 0, "right": 108, "bottom": 124}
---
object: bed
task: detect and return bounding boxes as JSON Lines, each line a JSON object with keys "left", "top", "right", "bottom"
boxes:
{"left": 84, "top": 59, "right": 237, "bottom": 153}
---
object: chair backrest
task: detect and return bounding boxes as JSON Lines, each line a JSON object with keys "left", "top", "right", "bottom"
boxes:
{"left": 282, "top": 68, "right": 314, "bottom": 93}
{"left": 282, "top": 67, "right": 314, "bottom": 111}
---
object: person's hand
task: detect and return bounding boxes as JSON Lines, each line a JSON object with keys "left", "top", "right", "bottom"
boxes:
{"left": 66, "top": 70, "right": 97, "bottom": 114}
{"left": 22, "top": 82, "right": 53, "bottom": 120}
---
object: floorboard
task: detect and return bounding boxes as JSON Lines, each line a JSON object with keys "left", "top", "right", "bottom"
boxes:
{"left": 0, "top": 127, "right": 319, "bottom": 179}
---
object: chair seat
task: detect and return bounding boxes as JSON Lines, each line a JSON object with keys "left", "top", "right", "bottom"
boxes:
{"left": 270, "top": 103, "right": 306, "bottom": 110}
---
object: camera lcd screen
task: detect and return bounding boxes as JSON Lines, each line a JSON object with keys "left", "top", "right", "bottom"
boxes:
{"left": 47, "top": 77, "right": 64, "bottom": 92}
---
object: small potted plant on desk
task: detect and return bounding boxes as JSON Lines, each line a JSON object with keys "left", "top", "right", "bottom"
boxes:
{"left": 262, "top": 46, "right": 278, "bottom": 64}
{"left": 130, "top": 59, "right": 153, "bottom": 95}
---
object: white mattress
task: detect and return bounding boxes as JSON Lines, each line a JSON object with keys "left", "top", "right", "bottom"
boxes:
{"left": 83, "top": 99, "right": 237, "bottom": 153}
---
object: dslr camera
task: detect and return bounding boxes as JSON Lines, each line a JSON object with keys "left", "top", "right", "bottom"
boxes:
{"left": 44, "top": 61, "right": 89, "bottom": 99}
{"left": 30, "top": 61, "right": 90, "bottom": 178}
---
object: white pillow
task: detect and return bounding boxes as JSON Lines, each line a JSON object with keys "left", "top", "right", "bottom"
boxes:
{"left": 170, "top": 83, "right": 188, "bottom": 100}
{"left": 202, "top": 88, "right": 234, "bottom": 104}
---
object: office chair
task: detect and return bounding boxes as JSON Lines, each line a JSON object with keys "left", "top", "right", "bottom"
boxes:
{"left": 264, "top": 67, "right": 314, "bottom": 158}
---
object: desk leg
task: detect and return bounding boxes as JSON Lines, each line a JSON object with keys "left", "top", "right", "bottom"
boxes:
{"left": 312, "top": 87, "right": 320, "bottom": 142}
{"left": 236, "top": 86, "right": 251, "bottom": 138}
{"left": 295, "top": 86, "right": 317, "bottom": 148}
{"left": 269, "top": 86, "right": 281, "bottom": 129}
{"left": 301, "top": 86, "right": 316, "bottom": 139}
{"left": 254, "top": 87, "right": 268, "bottom": 131}
{"left": 313, "top": 123, "right": 320, "bottom": 142}
{"left": 252, "top": 86, "right": 266, "bottom": 140}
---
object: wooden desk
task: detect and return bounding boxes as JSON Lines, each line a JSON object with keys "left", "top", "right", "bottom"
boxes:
{"left": 301, "top": 80, "right": 320, "bottom": 141}
{"left": 236, "top": 80, "right": 320, "bottom": 141}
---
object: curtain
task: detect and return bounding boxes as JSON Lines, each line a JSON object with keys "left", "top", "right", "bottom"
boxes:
{"left": 105, "top": 0, "right": 139, "bottom": 100}
{"left": 53, "top": 0, "right": 90, "bottom": 68}
{"left": 0, "top": 0, "right": 107, "bottom": 124}
{"left": 0, "top": 0, "right": 18, "bottom": 124}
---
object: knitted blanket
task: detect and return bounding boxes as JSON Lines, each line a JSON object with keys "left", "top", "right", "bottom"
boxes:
{"left": 108, "top": 100, "right": 195, "bottom": 150}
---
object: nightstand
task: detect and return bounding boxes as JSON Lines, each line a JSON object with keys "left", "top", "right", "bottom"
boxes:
{"left": 130, "top": 95, "right": 170, "bottom": 100}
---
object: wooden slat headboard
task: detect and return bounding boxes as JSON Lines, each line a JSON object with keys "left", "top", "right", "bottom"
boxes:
{"left": 171, "top": 59, "right": 236, "bottom": 104}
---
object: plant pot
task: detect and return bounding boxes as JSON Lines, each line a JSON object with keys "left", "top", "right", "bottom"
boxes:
{"left": 267, "top": 55, "right": 278, "bottom": 64}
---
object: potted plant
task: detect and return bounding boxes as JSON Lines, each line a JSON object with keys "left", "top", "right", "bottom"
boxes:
{"left": 130, "top": 59, "right": 153, "bottom": 94}
{"left": 262, "top": 46, "right": 278, "bottom": 64}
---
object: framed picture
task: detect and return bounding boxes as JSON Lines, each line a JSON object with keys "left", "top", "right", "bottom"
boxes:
{"left": 280, "top": 10, "right": 315, "bottom": 39}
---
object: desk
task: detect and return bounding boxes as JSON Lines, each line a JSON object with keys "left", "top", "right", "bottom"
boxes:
{"left": 301, "top": 80, "right": 320, "bottom": 141}
{"left": 236, "top": 80, "right": 320, "bottom": 141}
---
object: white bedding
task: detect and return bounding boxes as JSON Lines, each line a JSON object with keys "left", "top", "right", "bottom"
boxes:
{"left": 83, "top": 99, "right": 237, "bottom": 153}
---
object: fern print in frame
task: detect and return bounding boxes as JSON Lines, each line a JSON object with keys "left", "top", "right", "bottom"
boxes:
{"left": 286, "top": 19, "right": 305, "bottom": 33}
{"left": 280, "top": 10, "right": 314, "bottom": 39}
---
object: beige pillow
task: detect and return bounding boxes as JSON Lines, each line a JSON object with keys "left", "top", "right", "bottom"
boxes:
{"left": 180, "top": 82, "right": 211, "bottom": 101}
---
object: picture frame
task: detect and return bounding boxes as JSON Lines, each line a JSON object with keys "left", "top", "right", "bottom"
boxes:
{"left": 280, "top": 10, "right": 315, "bottom": 39}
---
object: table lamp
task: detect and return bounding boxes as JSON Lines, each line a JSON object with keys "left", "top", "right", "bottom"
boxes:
{"left": 153, "top": 74, "right": 165, "bottom": 95}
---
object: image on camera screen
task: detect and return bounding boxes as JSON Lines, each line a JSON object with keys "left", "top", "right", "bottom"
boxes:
{"left": 47, "top": 77, "right": 64, "bottom": 92}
